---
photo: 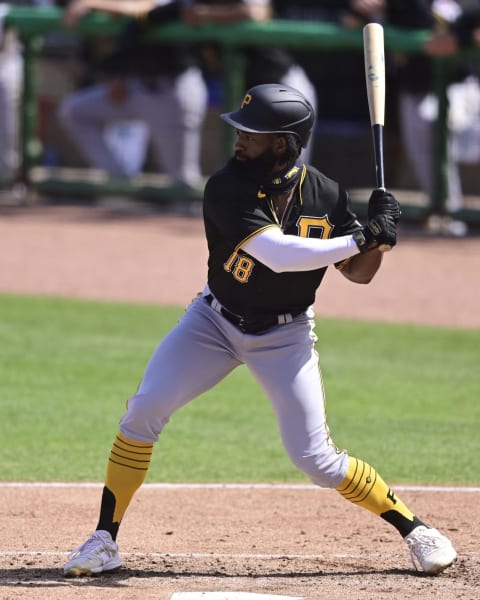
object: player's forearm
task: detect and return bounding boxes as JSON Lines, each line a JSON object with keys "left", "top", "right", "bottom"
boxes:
{"left": 241, "top": 227, "right": 359, "bottom": 273}
{"left": 66, "top": 0, "right": 156, "bottom": 18}
{"left": 339, "top": 248, "right": 383, "bottom": 283}
{"left": 182, "top": 2, "right": 270, "bottom": 25}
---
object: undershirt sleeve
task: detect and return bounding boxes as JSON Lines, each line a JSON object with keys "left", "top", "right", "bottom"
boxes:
{"left": 241, "top": 226, "right": 359, "bottom": 272}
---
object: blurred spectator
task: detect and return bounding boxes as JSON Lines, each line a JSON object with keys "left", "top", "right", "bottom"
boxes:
{"left": 424, "top": 4, "right": 480, "bottom": 180}
{"left": 0, "top": 1, "right": 63, "bottom": 199}
{"left": 425, "top": 3, "right": 480, "bottom": 55}
{"left": 386, "top": 0, "right": 469, "bottom": 235}
{"left": 58, "top": 0, "right": 208, "bottom": 187}
{"left": 0, "top": 4, "right": 22, "bottom": 190}
{"left": 179, "top": 0, "right": 318, "bottom": 163}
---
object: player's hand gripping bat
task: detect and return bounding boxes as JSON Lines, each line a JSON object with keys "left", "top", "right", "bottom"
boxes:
{"left": 363, "top": 23, "right": 394, "bottom": 252}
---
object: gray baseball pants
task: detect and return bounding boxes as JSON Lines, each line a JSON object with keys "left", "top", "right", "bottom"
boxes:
{"left": 119, "top": 293, "right": 349, "bottom": 489}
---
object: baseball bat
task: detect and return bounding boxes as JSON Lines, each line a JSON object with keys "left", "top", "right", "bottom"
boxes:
{"left": 363, "top": 22, "right": 391, "bottom": 252}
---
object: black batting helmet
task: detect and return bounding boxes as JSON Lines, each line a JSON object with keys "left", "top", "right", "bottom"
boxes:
{"left": 221, "top": 83, "right": 315, "bottom": 148}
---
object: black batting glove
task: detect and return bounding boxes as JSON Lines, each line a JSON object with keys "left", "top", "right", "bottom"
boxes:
{"left": 353, "top": 214, "right": 398, "bottom": 253}
{"left": 368, "top": 189, "right": 401, "bottom": 223}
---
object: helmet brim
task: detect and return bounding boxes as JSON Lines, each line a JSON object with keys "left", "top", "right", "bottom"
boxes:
{"left": 220, "top": 111, "right": 277, "bottom": 134}
{"left": 220, "top": 111, "right": 310, "bottom": 147}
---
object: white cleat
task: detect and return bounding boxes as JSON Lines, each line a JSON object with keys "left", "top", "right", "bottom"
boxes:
{"left": 405, "top": 525, "right": 457, "bottom": 575}
{"left": 64, "top": 530, "right": 122, "bottom": 576}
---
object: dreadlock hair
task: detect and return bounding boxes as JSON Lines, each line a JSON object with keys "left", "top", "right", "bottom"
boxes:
{"left": 284, "top": 133, "right": 303, "bottom": 165}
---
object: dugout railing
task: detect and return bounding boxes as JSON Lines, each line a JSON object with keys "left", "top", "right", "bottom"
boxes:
{"left": 4, "top": 5, "right": 480, "bottom": 225}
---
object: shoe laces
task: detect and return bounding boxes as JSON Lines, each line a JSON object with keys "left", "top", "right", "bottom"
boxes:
{"left": 406, "top": 528, "right": 443, "bottom": 571}
{"left": 68, "top": 531, "right": 111, "bottom": 560}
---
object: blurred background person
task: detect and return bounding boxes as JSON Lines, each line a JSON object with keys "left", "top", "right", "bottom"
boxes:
{"left": 425, "top": 4, "right": 480, "bottom": 199}
{"left": 58, "top": 0, "right": 208, "bottom": 188}
{"left": 0, "top": 0, "right": 65, "bottom": 200}
{"left": 180, "top": 0, "right": 318, "bottom": 164}
{"left": 385, "top": 0, "right": 469, "bottom": 236}
{"left": 0, "top": 3, "right": 23, "bottom": 195}
{"left": 425, "top": 3, "right": 480, "bottom": 55}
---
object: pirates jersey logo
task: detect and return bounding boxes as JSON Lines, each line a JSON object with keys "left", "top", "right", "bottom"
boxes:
{"left": 296, "top": 215, "right": 334, "bottom": 239}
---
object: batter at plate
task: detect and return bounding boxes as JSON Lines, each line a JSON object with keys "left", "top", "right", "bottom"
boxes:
{"left": 63, "top": 83, "right": 457, "bottom": 578}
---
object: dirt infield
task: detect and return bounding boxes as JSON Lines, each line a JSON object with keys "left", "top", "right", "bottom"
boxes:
{"left": 1, "top": 484, "right": 479, "bottom": 600}
{"left": 0, "top": 199, "right": 479, "bottom": 599}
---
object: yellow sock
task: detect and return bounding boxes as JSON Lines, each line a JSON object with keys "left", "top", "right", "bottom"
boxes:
{"left": 336, "top": 457, "right": 416, "bottom": 528}
{"left": 104, "top": 432, "right": 153, "bottom": 524}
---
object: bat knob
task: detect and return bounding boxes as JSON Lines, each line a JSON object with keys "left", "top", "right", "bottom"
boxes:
{"left": 378, "top": 244, "right": 392, "bottom": 252}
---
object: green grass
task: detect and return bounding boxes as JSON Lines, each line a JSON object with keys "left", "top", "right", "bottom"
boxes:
{"left": 0, "top": 293, "right": 478, "bottom": 484}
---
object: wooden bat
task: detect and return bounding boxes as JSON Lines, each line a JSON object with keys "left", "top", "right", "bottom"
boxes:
{"left": 363, "top": 22, "right": 391, "bottom": 252}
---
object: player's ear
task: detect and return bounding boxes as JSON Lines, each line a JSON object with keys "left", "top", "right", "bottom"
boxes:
{"left": 272, "top": 134, "right": 287, "bottom": 155}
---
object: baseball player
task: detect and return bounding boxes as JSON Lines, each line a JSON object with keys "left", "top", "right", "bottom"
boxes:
{"left": 63, "top": 84, "right": 457, "bottom": 577}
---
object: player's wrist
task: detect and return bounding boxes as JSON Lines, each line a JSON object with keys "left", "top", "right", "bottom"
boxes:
{"left": 353, "top": 213, "right": 398, "bottom": 254}
{"left": 352, "top": 227, "right": 378, "bottom": 253}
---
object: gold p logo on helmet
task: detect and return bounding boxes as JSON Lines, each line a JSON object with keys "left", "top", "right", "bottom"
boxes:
{"left": 241, "top": 93, "right": 252, "bottom": 109}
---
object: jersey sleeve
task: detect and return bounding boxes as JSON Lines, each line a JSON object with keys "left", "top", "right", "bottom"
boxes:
{"left": 332, "top": 188, "right": 362, "bottom": 237}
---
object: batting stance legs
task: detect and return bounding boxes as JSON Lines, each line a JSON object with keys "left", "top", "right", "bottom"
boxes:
{"left": 84, "top": 298, "right": 431, "bottom": 557}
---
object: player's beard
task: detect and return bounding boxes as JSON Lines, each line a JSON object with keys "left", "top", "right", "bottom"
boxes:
{"left": 234, "top": 147, "right": 278, "bottom": 183}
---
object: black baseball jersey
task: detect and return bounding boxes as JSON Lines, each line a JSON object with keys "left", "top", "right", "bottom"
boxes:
{"left": 203, "top": 158, "right": 361, "bottom": 318}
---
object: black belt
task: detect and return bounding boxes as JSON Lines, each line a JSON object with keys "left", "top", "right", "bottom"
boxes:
{"left": 204, "top": 294, "right": 303, "bottom": 335}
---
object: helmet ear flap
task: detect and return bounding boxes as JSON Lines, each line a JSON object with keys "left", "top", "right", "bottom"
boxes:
{"left": 221, "top": 83, "right": 315, "bottom": 148}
